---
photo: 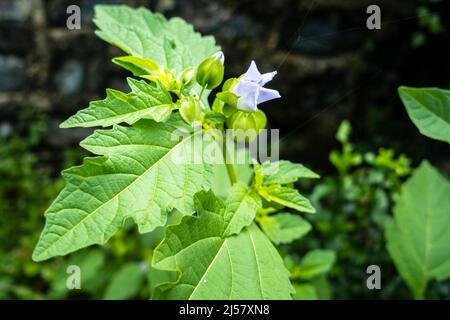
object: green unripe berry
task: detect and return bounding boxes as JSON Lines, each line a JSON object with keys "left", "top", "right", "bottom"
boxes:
{"left": 181, "top": 67, "right": 196, "bottom": 86}
{"left": 226, "top": 110, "right": 267, "bottom": 141}
{"left": 179, "top": 96, "right": 203, "bottom": 125}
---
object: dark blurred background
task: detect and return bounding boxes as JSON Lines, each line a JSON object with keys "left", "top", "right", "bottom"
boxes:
{"left": 1, "top": 0, "right": 450, "bottom": 299}
{"left": 1, "top": 0, "right": 450, "bottom": 172}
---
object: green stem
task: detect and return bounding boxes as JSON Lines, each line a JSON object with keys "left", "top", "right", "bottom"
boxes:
{"left": 225, "top": 162, "right": 238, "bottom": 185}
{"left": 222, "top": 132, "right": 237, "bottom": 185}
{"left": 198, "top": 85, "right": 206, "bottom": 101}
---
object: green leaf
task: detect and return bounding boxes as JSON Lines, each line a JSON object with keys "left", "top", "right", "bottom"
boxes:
{"left": 293, "top": 284, "right": 318, "bottom": 300}
{"left": 147, "top": 265, "right": 178, "bottom": 299}
{"left": 386, "top": 161, "right": 450, "bottom": 299}
{"left": 33, "top": 115, "right": 213, "bottom": 261}
{"left": 152, "top": 190, "right": 294, "bottom": 299}
{"left": 259, "top": 213, "right": 312, "bottom": 244}
{"left": 292, "top": 250, "right": 336, "bottom": 280}
{"left": 336, "top": 120, "right": 351, "bottom": 144}
{"left": 216, "top": 91, "right": 238, "bottom": 106}
{"left": 398, "top": 86, "right": 450, "bottom": 143}
{"left": 203, "top": 112, "right": 226, "bottom": 126}
{"left": 103, "top": 262, "right": 144, "bottom": 300}
{"left": 258, "top": 185, "right": 316, "bottom": 213}
{"left": 223, "top": 183, "right": 262, "bottom": 236}
{"left": 311, "top": 276, "right": 333, "bottom": 300}
{"left": 261, "top": 160, "right": 320, "bottom": 185}
{"left": 94, "top": 5, "right": 219, "bottom": 73}
{"left": 61, "top": 79, "right": 176, "bottom": 128}
{"left": 112, "top": 56, "right": 158, "bottom": 76}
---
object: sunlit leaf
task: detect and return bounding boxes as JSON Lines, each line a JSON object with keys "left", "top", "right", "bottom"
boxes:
{"left": 61, "top": 79, "right": 176, "bottom": 128}
{"left": 386, "top": 161, "right": 450, "bottom": 299}
{"left": 398, "top": 86, "right": 450, "bottom": 143}
{"left": 259, "top": 213, "right": 311, "bottom": 244}
{"left": 33, "top": 115, "right": 213, "bottom": 261}
{"left": 152, "top": 190, "right": 293, "bottom": 299}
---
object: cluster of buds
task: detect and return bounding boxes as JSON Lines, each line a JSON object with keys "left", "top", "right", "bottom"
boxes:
{"left": 176, "top": 51, "right": 281, "bottom": 140}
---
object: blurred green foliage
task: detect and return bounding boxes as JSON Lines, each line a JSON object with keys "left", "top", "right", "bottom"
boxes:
{"left": 0, "top": 113, "right": 175, "bottom": 299}
{"left": 310, "top": 121, "right": 411, "bottom": 299}
{"left": 285, "top": 249, "right": 336, "bottom": 300}
{"left": 411, "top": 0, "right": 445, "bottom": 48}
{"left": 295, "top": 120, "right": 449, "bottom": 299}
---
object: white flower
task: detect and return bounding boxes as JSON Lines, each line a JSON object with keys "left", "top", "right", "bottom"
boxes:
{"left": 231, "top": 61, "right": 281, "bottom": 112}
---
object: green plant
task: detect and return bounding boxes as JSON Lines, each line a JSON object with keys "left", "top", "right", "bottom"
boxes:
{"left": 285, "top": 249, "right": 336, "bottom": 300}
{"left": 386, "top": 161, "right": 450, "bottom": 299}
{"left": 411, "top": 1, "right": 445, "bottom": 48}
{"left": 0, "top": 113, "right": 75, "bottom": 299}
{"left": 32, "top": 5, "right": 322, "bottom": 300}
{"left": 385, "top": 86, "right": 450, "bottom": 299}
{"left": 0, "top": 110, "right": 173, "bottom": 301}
{"left": 398, "top": 87, "right": 450, "bottom": 143}
{"left": 300, "top": 120, "right": 412, "bottom": 299}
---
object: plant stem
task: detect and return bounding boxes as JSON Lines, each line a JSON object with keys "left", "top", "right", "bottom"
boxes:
{"left": 198, "top": 85, "right": 206, "bottom": 101}
{"left": 225, "top": 162, "right": 238, "bottom": 185}
{"left": 222, "top": 132, "right": 237, "bottom": 185}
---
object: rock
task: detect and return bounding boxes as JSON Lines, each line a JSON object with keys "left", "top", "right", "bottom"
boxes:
{"left": 0, "top": 21, "right": 32, "bottom": 52}
{"left": 0, "top": 122, "right": 13, "bottom": 138}
{"left": 107, "top": 77, "right": 130, "bottom": 93}
{"left": 47, "top": 0, "right": 76, "bottom": 26}
{"left": 0, "top": 0, "right": 33, "bottom": 22}
{"left": 0, "top": 55, "right": 25, "bottom": 92}
{"left": 167, "top": 0, "right": 262, "bottom": 39}
{"left": 53, "top": 60, "right": 84, "bottom": 96}
{"left": 285, "top": 15, "right": 363, "bottom": 55}
{"left": 47, "top": 0, "right": 120, "bottom": 27}
{"left": 48, "top": 118, "right": 92, "bottom": 146}
{"left": 83, "top": 0, "right": 122, "bottom": 26}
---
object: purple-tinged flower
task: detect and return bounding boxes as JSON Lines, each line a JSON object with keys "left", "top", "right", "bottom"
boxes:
{"left": 231, "top": 61, "right": 281, "bottom": 112}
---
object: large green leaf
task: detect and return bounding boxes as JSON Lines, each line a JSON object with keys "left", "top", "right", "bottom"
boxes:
{"left": 386, "top": 161, "right": 450, "bottom": 299}
{"left": 112, "top": 56, "right": 158, "bottom": 76}
{"left": 32, "top": 115, "right": 213, "bottom": 261}
{"left": 398, "top": 86, "right": 450, "bottom": 143}
{"left": 94, "top": 5, "right": 219, "bottom": 73}
{"left": 259, "top": 213, "right": 311, "bottom": 244}
{"left": 61, "top": 79, "right": 176, "bottom": 128}
{"left": 152, "top": 190, "right": 294, "bottom": 299}
{"left": 223, "top": 183, "right": 261, "bottom": 236}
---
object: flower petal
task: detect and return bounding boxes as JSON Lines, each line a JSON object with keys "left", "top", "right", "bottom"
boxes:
{"left": 234, "top": 80, "right": 258, "bottom": 97}
{"left": 257, "top": 87, "right": 281, "bottom": 104}
{"left": 260, "top": 71, "right": 277, "bottom": 86}
{"left": 237, "top": 89, "right": 259, "bottom": 112}
{"left": 243, "top": 60, "right": 262, "bottom": 82}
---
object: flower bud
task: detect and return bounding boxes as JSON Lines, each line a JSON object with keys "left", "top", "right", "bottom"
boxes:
{"left": 181, "top": 67, "right": 196, "bottom": 86}
{"left": 196, "top": 51, "right": 225, "bottom": 90}
{"left": 179, "top": 96, "right": 203, "bottom": 125}
{"left": 226, "top": 110, "right": 267, "bottom": 142}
